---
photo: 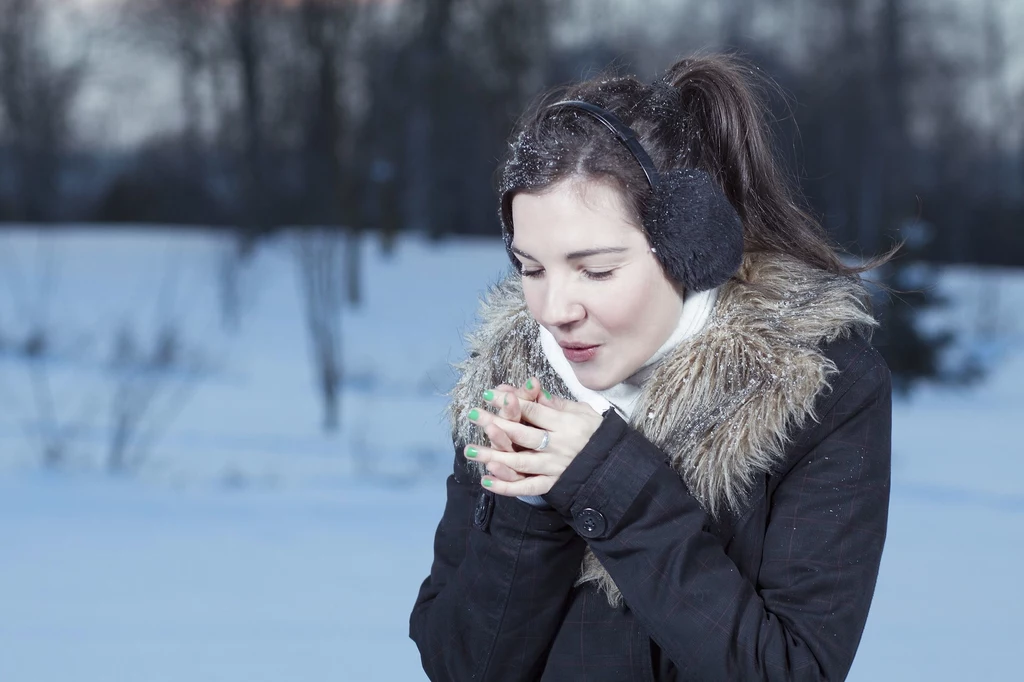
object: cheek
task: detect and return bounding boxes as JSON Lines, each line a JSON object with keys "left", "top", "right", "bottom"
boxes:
{"left": 522, "top": 281, "right": 544, "bottom": 320}
{"left": 595, "top": 275, "right": 659, "bottom": 333}
{"left": 591, "top": 295, "right": 638, "bottom": 333}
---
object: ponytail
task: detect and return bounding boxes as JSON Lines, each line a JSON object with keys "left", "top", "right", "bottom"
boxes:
{"left": 663, "top": 54, "right": 893, "bottom": 275}
{"left": 666, "top": 56, "right": 766, "bottom": 215}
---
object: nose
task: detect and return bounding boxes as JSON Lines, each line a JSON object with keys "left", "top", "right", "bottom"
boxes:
{"left": 537, "top": 279, "right": 586, "bottom": 328}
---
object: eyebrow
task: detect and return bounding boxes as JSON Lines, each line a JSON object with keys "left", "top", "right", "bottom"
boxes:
{"left": 510, "top": 246, "right": 629, "bottom": 261}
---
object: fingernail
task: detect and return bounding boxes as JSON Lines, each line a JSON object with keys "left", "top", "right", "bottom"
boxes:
{"left": 466, "top": 446, "right": 478, "bottom": 458}
{"left": 542, "top": 389, "right": 551, "bottom": 400}
{"left": 503, "top": 395, "right": 508, "bottom": 406}
{"left": 526, "top": 379, "right": 534, "bottom": 390}
{"left": 468, "top": 408, "right": 480, "bottom": 421}
{"left": 482, "top": 478, "right": 493, "bottom": 488}
{"left": 483, "top": 390, "right": 494, "bottom": 402}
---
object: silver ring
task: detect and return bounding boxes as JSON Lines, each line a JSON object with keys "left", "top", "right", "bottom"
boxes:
{"left": 536, "top": 430, "right": 550, "bottom": 451}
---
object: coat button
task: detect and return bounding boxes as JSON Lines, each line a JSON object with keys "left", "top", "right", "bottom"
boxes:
{"left": 473, "top": 491, "right": 494, "bottom": 531}
{"left": 575, "top": 508, "right": 607, "bottom": 538}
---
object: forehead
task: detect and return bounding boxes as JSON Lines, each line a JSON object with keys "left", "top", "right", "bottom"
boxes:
{"left": 510, "top": 178, "right": 642, "bottom": 250}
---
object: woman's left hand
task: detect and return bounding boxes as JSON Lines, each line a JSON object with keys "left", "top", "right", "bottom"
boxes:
{"left": 465, "top": 377, "right": 603, "bottom": 496}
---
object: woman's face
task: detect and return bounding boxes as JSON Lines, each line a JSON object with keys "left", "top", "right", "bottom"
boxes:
{"left": 510, "top": 177, "right": 684, "bottom": 391}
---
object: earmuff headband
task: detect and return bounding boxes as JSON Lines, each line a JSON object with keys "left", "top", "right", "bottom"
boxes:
{"left": 545, "top": 100, "right": 661, "bottom": 189}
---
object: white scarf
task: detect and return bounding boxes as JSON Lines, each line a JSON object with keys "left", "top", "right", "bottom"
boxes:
{"left": 518, "top": 286, "right": 718, "bottom": 506}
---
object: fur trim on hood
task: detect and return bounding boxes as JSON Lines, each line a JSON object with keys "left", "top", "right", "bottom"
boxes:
{"left": 447, "top": 252, "right": 876, "bottom": 606}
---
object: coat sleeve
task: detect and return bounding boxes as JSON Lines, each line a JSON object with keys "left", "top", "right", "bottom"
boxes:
{"left": 542, "top": 358, "right": 892, "bottom": 681}
{"left": 409, "top": 448, "right": 587, "bottom": 681}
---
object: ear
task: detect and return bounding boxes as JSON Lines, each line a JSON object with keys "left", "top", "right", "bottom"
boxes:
{"left": 646, "top": 169, "right": 744, "bottom": 291}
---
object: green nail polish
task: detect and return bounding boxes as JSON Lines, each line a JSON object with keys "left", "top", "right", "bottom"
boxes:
{"left": 468, "top": 408, "right": 480, "bottom": 421}
{"left": 543, "top": 389, "right": 552, "bottom": 400}
{"left": 483, "top": 479, "right": 493, "bottom": 488}
{"left": 466, "top": 446, "right": 478, "bottom": 458}
{"left": 503, "top": 395, "right": 508, "bottom": 406}
{"left": 526, "top": 379, "right": 534, "bottom": 390}
{"left": 483, "top": 390, "right": 494, "bottom": 401}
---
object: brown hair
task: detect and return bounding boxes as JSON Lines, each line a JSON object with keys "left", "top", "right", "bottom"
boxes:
{"left": 498, "top": 53, "right": 891, "bottom": 276}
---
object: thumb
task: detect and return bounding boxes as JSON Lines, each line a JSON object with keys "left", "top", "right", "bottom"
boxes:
{"left": 539, "top": 385, "right": 601, "bottom": 417}
{"left": 532, "top": 380, "right": 577, "bottom": 413}
{"left": 522, "top": 376, "right": 543, "bottom": 402}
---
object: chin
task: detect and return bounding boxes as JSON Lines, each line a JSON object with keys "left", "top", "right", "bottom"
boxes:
{"left": 575, "top": 368, "right": 619, "bottom": 392}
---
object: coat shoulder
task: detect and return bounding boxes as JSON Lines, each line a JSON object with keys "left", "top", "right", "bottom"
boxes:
{"left": 763, "top": 332, "right": 891, "bottom": 491}
{"left": 818, "top": 332, "right": 891, "bottom": 416}
{"left": 775, "top": 332, "right": 891, "bottom": 468}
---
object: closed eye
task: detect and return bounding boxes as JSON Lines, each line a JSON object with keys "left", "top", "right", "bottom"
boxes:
{"left": 521, "top": 269, "right": 615, "bottom": 281}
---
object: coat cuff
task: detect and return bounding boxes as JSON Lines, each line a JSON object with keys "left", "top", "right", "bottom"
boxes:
{"left": 490, "top": 489, "right": 575, "bottom": 534}
{"left": 543, "top": 410, "right": 662, "bottom": 539}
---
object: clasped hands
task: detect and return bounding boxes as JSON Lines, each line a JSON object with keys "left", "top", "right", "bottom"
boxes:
{"left": 465, "top": 377, "right": 603, "bottom": 496}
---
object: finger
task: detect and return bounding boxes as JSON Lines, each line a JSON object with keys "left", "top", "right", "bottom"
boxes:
{"left": 495, "top": 383, "right": 525, "bottom": 398}
{"left": 485, "top": 388, "right": 521, "bottom": 422}
{"left": 475, "top": 389, "right": 561, "bottom": 431}
{"left": 484, "top": 422, "right": 515, "bottom": 452}
{"left": 522, "top": 377, "right": 542, "bottom": 402}
{"left": 482, "top": 474, "right": 555, "bottom": 497}
{"left": 465, "top": 446, "right": 526, "bottom": 482}
{"left": 469, "top": 408, "right": 551, "bottom": 451}
{"left": 495, "top": 383, "right": 537, "bottom": 403}
{"left": 536, "top": 386, "right": 569, "bottom": 411}
{"left": 470, "top": 445, "right": 564, "bottom": 476}
{"left": 497, "top": 380, "right": 588, "bottom": 416}
{"left": 488, "top": 384, "right": 543, "bottom": 422}
{"left": 465, "top": 445, "right": 534, "bottom": 480}
{"left": 517, "top": 399, "right": 565, "bottom": 430}
{"left": 528, "top": 380, "right": 593, "bottom": 415}
{"left": 500, "top": 393, "right": 521, "bottom": 422}
{"left": 483, "top": 460, "right": 527, "bottom": 483}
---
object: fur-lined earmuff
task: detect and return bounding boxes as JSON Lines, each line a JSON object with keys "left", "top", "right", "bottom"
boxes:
{"left": 647, "top": 168, "right": 745, "bottom": 291}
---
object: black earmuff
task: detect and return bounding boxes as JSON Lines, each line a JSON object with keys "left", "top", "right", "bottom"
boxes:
{"left": 515, "top": 100, "right": 745, "bottom": 292}
{"left": 646, "top": 166, "right": 746, "bottom": 293}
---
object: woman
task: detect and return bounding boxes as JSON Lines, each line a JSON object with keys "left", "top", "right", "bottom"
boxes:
{"left": 410, "top": 54, "right": 891, "bottom": 681}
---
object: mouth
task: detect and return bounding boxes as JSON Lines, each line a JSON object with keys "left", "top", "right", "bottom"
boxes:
{"left": 558, "top": 342, "right": 600, "bottom": 364}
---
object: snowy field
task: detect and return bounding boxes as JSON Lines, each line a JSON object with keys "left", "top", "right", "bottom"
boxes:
{"left": 0, "top": 227, "right": 1021, "bottom": 681}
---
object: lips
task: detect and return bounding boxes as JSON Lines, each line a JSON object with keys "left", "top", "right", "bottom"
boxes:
{"left": 559, "top": 342, "right": 600, "bottom": 363}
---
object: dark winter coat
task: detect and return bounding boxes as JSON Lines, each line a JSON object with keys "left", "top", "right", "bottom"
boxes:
{"left": 410, "top": 253, "right": 892, "bottom": 681}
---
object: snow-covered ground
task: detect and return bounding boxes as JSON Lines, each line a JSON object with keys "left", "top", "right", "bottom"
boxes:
{"left": 0, "top": 227, "right": 1021, "bottom": 681}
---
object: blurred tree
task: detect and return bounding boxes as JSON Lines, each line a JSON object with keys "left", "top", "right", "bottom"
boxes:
{"left": 871, "top": 0, "right": 946, "bottom": 389}
{"left": 230, "top": 0, "right": 269, "bottom": 237}
{"left": 406, "top": 0, "right": 456, "bottom": 238}
{"left": 0, "top": 0, "right": 85, "bottom": 221}
{"left": 299, "top": 0, "right": 366, "bottom": 304}
{"left": 793, "top": 0, "right": 974, "bottom": 390}
{"left": 359, "top": 38, "right": 404, "bottom": 254}
{"left": 106, "top": 320, "right": 209, "bottom": 473}
{"left": 382, "top": 0, "right": 554, "bottom": 239}
{"left": 294, "top": 230, "right": 346, "bottom": 432}
{"left": 121, "top": 0, "right": 220, "bottom": 164}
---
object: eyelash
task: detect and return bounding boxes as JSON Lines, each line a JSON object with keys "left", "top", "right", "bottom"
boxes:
{"left": 521, "top": 269, "right": 615, "bottom": 281}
